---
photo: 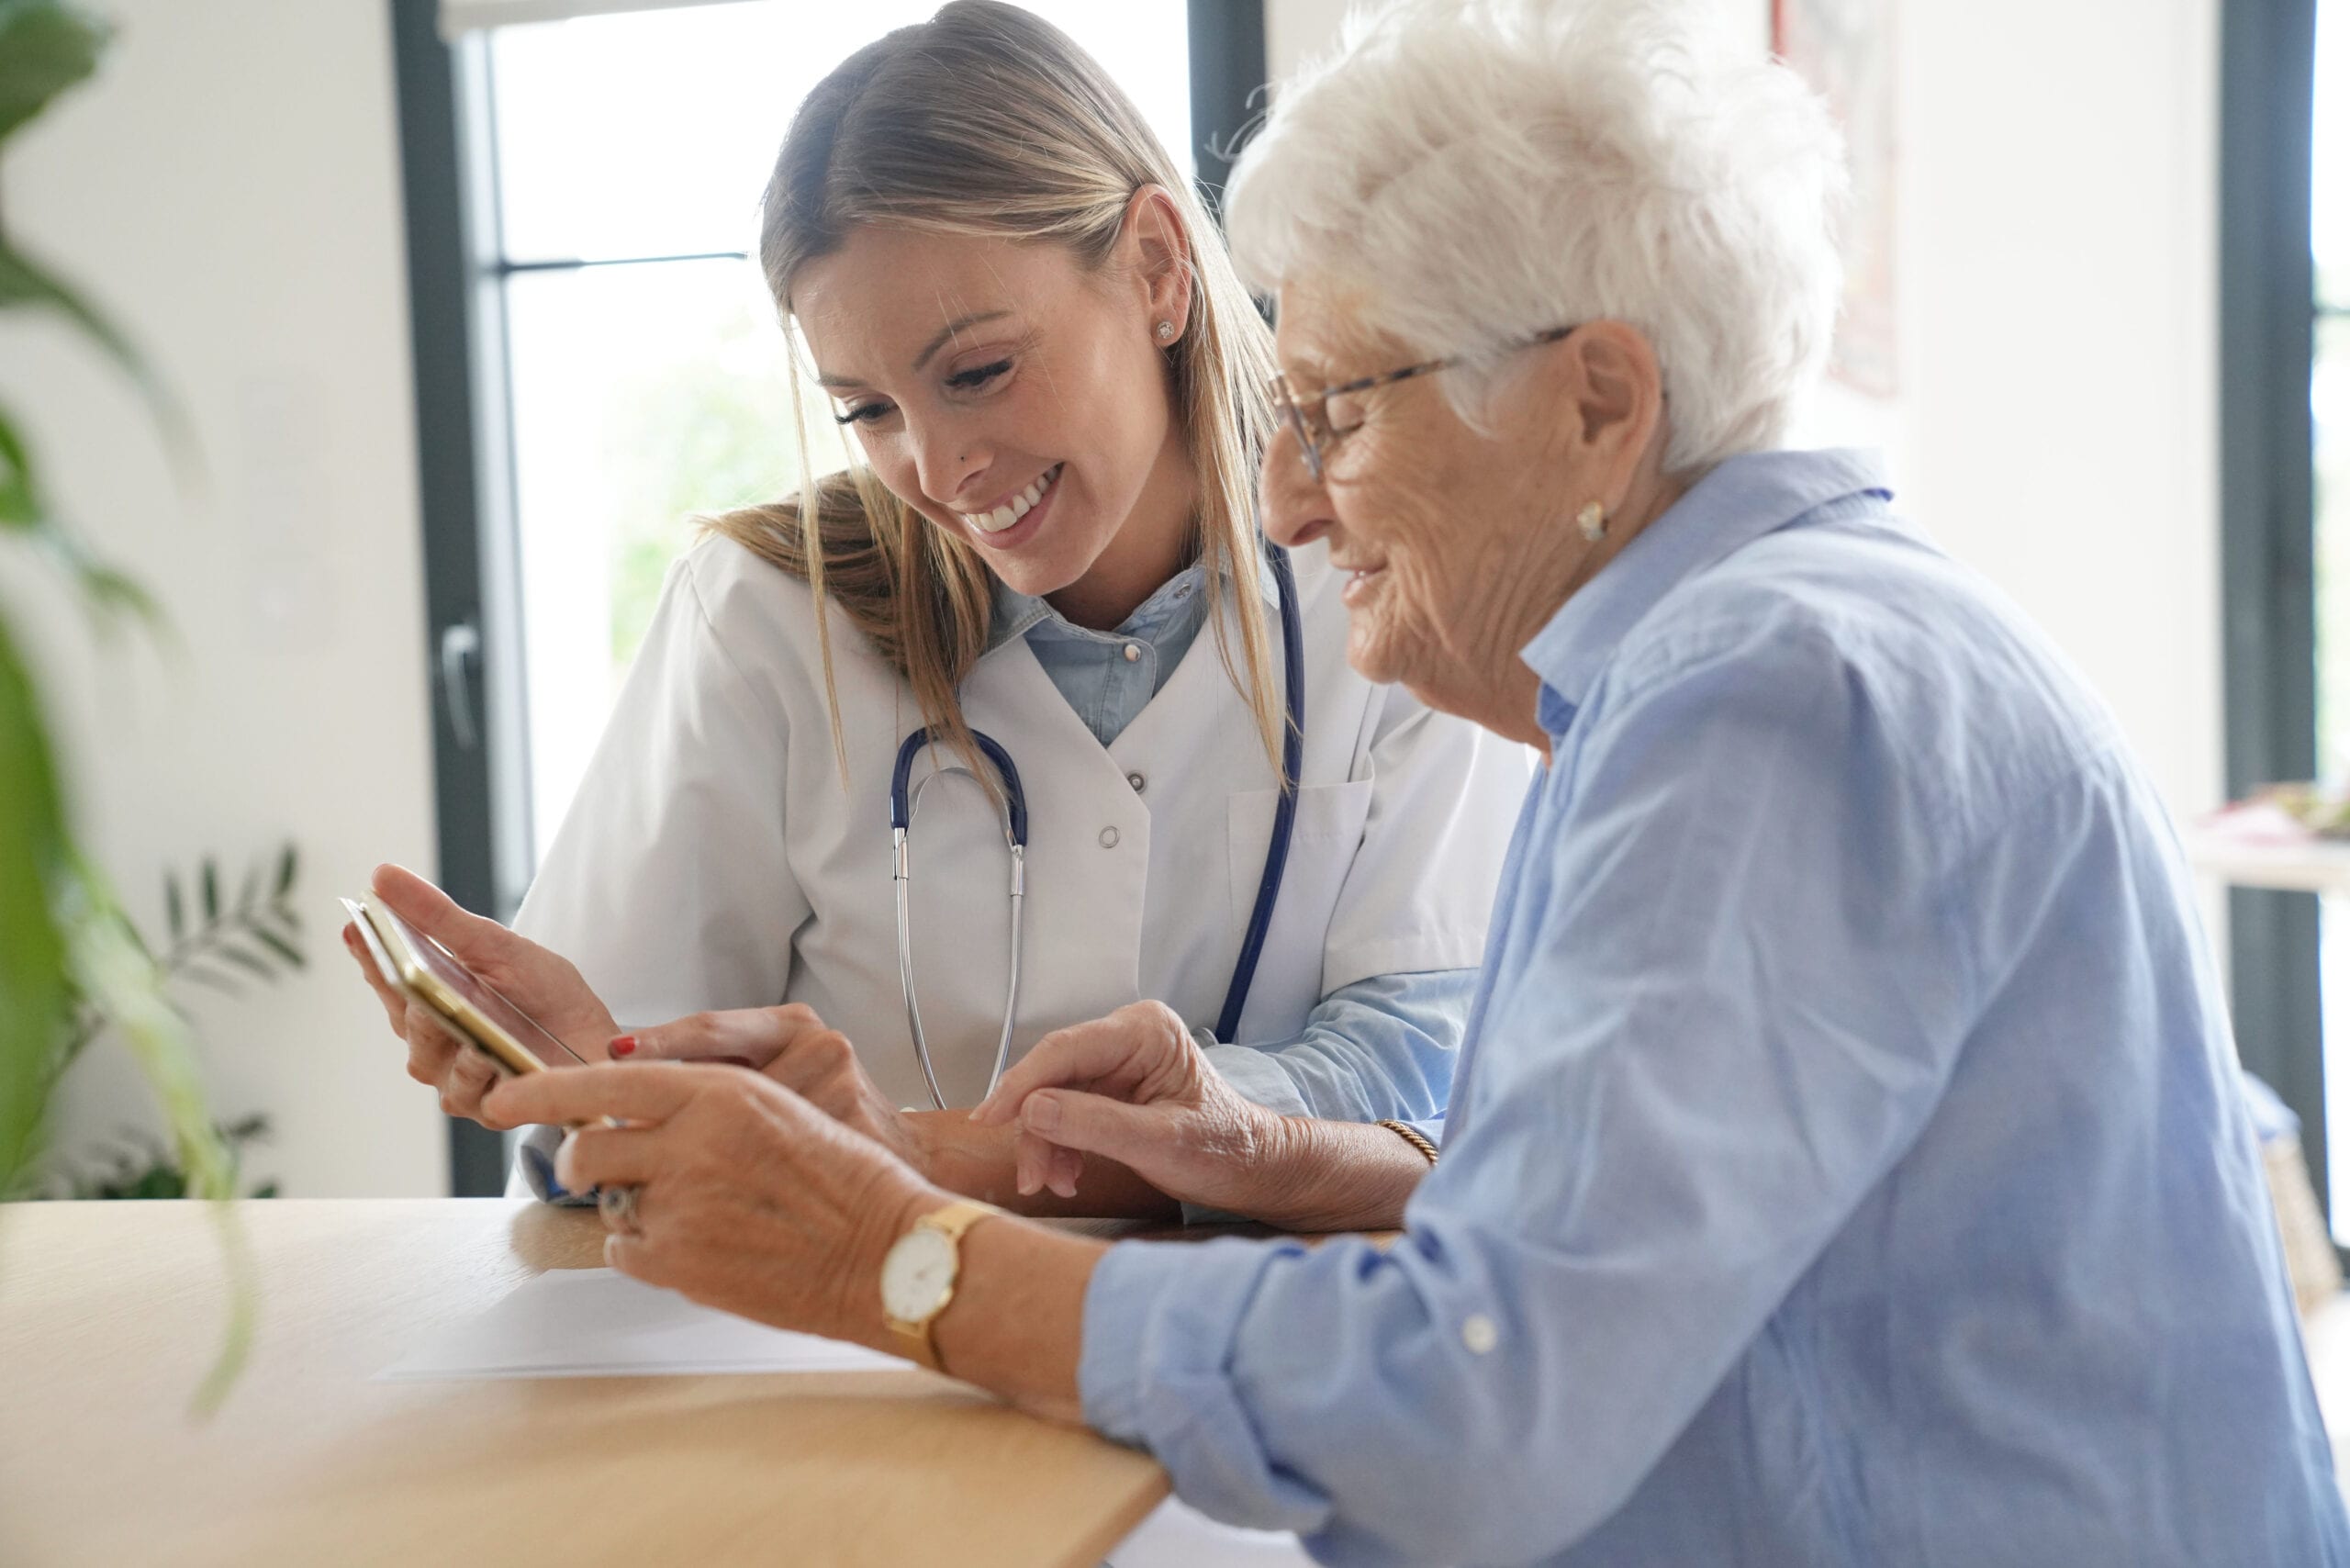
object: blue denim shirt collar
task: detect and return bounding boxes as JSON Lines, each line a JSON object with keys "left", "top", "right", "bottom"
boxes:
{"left": 1519, "top": 448, "right": 1893, "bottom": 733}
{"left": 981, "top": 546, "right": 1281, "bottom": 660}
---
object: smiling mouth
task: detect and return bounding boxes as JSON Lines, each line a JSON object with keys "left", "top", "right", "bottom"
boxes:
{"left": 957, "top": 464, "right": 1062, "bottom": 534}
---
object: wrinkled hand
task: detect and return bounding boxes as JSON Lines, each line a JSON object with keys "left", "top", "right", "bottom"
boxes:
{"left": 484, "top": 1063, "right": 941, "bottom": 1346}
{"left": 623, "top": 1004, "right": 930, "bottom": 1178}
{"left": 971, "top": 1000, "right": 1285, "bottom": 1214}
{"left": 341, "top": 863, "right": 618, "bottom": 1130}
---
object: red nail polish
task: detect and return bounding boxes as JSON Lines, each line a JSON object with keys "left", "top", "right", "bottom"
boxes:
{"left": 610, "top": 1036, "right": 636, "bottom": 1058}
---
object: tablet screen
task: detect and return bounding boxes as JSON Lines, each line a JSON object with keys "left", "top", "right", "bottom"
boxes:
{"left": 366, "top": 899, "right": 587, "bottom": 1070}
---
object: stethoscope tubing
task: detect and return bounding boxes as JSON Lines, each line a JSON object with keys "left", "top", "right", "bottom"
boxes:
{"left": 890, "top": 543, "right": 1304, "bottom": 1108}
{"left": 1215, "top": 543, "right": 1304, "bottom": 1043}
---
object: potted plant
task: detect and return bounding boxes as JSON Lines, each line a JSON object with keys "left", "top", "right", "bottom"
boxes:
{"left": 2, "top": 0, "right": 249, "bottom": 1409}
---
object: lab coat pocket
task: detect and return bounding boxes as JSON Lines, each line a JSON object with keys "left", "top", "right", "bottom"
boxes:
{"left": 1225, "top": 778, "right": 1376, "bottom": 1042}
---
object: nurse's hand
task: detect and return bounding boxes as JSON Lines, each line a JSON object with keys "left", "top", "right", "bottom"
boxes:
{"left": 621, "top": 1006, "right": 931, "bottom": 1177}
{"left": 480, "top": 1062, "right": 943, "bottom": 1348}
{"left": 970, "top": 1001, "right": 1285, "bottom": 1215}
{"left": 341, "top": 863, "right": 619, "bottom": 1130}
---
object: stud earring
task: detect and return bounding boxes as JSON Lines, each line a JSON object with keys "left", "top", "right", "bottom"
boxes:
{"left": 1155, "top": 320, "right": 1177, "bottom": 343}
{"left": 1577, "top": 500, "right": 1607, "bottom": 543}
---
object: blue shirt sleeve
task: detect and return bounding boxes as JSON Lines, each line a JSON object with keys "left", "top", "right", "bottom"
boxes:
{"left": 511, "top": 1124, "right": 597, "bottom": 1206}
{"left": 1201, "top": 968, "right": 1472, "bottom": 1123}
{"left": 1077, "top": 629, "right": 1973, "bottom": 1564}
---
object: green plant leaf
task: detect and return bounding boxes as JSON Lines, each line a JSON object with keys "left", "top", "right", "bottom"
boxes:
{"left": 59, "top": 862, "right": 252, "bottom": 1410}
{"left": 0, "top": 622, "right": 71, "bottom": 1187}
{"left": 212, "top": 944, "right": 273, "bottom": 983}
{"left": 199, "top": 858, "right": 218, "bottom": 923}
{"left": 274, "top": 842, "right": 297, "bottom": 898}
{"left": 164, "top": 869, "right": 184, "bottom": 941}
{"left": 0, "top": 0, "right": 108, "bottom": 144}
{"left": 0, "top": 241, "right": 194, "bottom": 469}
{"left": 244, "top": 924, "right": 304, "bottom": 970}
{"left": 0, "top": 400, "right": 39, "bottom": 525}
{"left": 180, "top": 966, "right": 242, "bottom": 999}
{"left": 0, "top": 399, "right": 165, "bottom": 630}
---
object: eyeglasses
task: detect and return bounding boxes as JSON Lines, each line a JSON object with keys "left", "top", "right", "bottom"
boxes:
{"left": 1267, "top": 324, "right": 1580, "bottom": 481}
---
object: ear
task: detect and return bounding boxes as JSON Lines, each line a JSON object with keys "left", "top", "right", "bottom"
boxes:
{"left": 1122, "top": 184, "right": 1196, "bottom": 345}
{"left": 1541, "top": 321, "right": 1667, "bottom": 509}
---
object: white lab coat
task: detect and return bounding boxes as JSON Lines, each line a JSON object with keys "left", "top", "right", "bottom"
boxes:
{"left": 512, "top": 532, "right": 1528, "bottom": 1119}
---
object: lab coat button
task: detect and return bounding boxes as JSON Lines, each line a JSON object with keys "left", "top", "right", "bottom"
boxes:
{"left": 1099, "top": 826, "right": 1121, "bottom": 848}
{"left": 1122, "top": 643, "right": 1141, "bottom": 662}
{"left": 1462, "top": 1314, "right": 1499, "bottom": 1354}
{"left": 1126, "top": 772, "right": 1146, "bottom": 794}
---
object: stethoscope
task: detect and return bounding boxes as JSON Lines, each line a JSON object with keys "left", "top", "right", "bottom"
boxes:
{"left": 890, "top": 543, "right": 1307, "bottom": 1109}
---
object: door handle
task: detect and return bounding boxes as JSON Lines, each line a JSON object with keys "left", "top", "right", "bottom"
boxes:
{"left": 438, "top": 620, "right": 482, "bottom": 750}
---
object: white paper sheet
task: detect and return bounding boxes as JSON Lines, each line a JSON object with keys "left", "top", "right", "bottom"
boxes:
{"left": 377, "top": 1267, "right": 904, "bottom": 1382}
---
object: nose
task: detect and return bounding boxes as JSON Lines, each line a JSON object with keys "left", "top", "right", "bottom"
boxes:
{"left": 1259, "top": 421, "right": 1333, "bottom": 550}
{"left": 907, "top": 412, "right": 990, "bottom": 510}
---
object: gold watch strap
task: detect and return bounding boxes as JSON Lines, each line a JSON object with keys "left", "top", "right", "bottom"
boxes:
{"left": 1377, "top": 1119, "right": 1440, "bottom": 1168}
{"left": 920, "top": 1197, "right": 1002, "bottom": 1246}
{"left": 889, "top": 1199, "right": 1003, "bottom": 1372}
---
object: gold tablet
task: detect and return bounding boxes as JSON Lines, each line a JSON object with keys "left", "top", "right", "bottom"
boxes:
{"left": 342, "top": 895, "right": 583, "bottom": 1077}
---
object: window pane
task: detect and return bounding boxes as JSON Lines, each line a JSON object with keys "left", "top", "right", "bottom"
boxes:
{"left": 503, "top": 256, "right": 846, "bottom": 860}
{"left": 487, "top": 3, "right": 1192, "bottom": 863}
{"left": 488, "top": 1, "right": 1192, "bottom": 264}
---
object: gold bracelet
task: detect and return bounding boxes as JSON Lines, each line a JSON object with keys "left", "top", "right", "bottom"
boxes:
{"left": 1377, "top": 1119, "right": 1439, "bottom": 1168}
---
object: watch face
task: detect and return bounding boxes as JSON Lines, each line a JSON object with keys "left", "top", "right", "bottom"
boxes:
{"left": 881, "top": 1226, "right": 957, "bottom": 1323}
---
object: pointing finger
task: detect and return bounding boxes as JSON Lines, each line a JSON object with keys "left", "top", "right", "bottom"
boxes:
{"left": 485, "top": 1060, "right": 706, "bottom": 1129}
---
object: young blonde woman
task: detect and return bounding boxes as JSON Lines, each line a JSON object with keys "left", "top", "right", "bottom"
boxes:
{"left": 349, "top": 1, "right": 1525, "bottom": 1219}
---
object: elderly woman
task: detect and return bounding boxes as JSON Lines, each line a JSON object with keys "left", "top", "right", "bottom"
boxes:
{"left": 489, "top": 0, "right": 2350, "bottom": 1562}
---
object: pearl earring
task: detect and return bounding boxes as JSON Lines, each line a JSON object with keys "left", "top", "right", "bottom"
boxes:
{"left": 1155, "top": 320, "right": 1176, "bottom": 343}
{"left": 1577, "top": 500, "right": 1607, "bottom": 543}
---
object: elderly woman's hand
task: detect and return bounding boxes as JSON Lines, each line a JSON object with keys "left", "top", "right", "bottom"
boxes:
{"left": 482, "top": 1063, "right": 943, "bottom": 1346}
{"left": 970, "top": 1001, "right": 1290, "bottom": 1214}
{"left": 341, "top": 864, "right": 617, "bottom": 1129}
{"left": 617, "top": 1005, "right": 932, "bottom": 1179}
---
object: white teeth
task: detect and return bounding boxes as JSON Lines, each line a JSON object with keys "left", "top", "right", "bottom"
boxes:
{"left": 963, "top": 465, "right": 1059, "bottom": 534}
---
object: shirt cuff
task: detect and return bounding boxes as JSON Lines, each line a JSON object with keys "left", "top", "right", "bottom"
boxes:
{"left": 510, "top": 1124, "right": 598, "bottom": 1206}
{"left": 1079, "top": 1235, "right": 1329, "bottom": 1533}
{"left": 1202, "top": 1042, "right": 1312, "bottom": 1118}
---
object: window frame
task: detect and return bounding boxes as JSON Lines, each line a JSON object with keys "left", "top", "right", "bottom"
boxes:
{"left": 2219, "top": 0, "right": 2323, "bottom": 1216}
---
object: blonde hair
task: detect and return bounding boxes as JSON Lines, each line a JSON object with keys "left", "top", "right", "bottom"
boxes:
{"left": 710, "top": 0, "right": 1283, "bottom": 781}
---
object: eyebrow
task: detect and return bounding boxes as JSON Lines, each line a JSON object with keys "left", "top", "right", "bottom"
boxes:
{"left": 814, "top": 309, "right": 1013, "bottom": 390}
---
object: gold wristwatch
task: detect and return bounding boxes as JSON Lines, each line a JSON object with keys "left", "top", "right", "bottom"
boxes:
{"left": 879, "top": 1198, "right": 1002, "bottom": 1372}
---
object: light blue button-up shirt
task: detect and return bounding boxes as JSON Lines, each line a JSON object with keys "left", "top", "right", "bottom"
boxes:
{"left": 992, "top": 561, "right": 1472, "bottom": 1127}
{"left": 1079, "top": 450, "right": 2350, "bottom": 1566}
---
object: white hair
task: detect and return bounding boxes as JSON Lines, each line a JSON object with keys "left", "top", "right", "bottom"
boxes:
{"left": 1225, "top": 0, "right": 1849, "bottom": 473}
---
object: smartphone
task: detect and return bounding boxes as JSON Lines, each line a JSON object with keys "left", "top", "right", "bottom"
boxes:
{"left": 342, "top": 895, "right": 586, "bottom": 1076}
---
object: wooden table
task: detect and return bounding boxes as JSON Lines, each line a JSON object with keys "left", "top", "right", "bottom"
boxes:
{"left": 0, "top": 1199, "right": 1169, "bottom": 1567}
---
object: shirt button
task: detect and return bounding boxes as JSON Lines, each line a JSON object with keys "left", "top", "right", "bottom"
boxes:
{"left": 1099, "top": 826, "right": 1120, "bottom": 848}
{"left": 1126, "top": 772, "right": 1146, "bottom": 794}
{"left": 1462, "top": 1314, "right": 1499, "bottom": 1355}
{"left": 1123, "top": 644, "right": 1141, "bottom": 662}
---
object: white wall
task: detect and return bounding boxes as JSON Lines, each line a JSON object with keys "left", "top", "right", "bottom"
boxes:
{"left": 1897, "top": 0, "right": 2221, "bottom": 820}
{"left": 1265, "top": 0, "right": 2225, "bottom": 821}
{"left": 0, "top": 1, "right": 447, "bottom": 1195}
